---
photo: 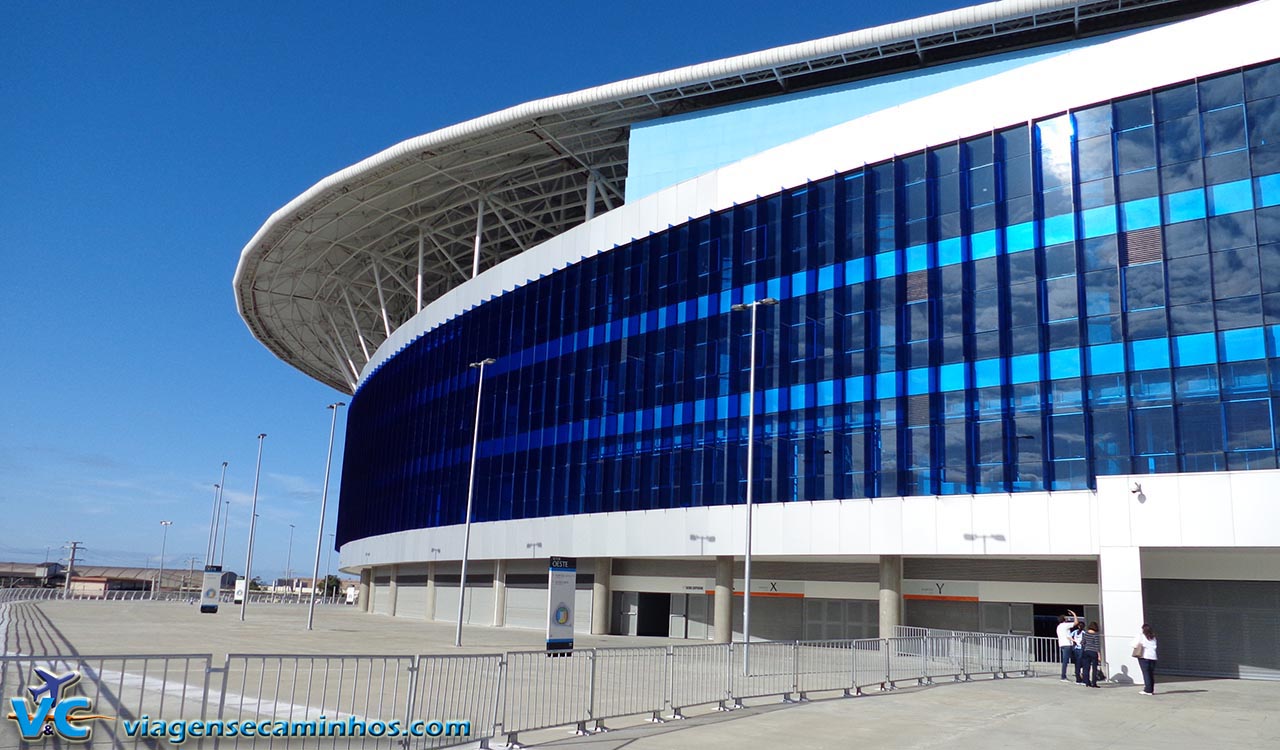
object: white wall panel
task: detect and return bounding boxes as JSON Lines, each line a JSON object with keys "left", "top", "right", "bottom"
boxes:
{"left": 505, "top": 587, "right": 545, "bottom": 630}
{"left": 396, "top": 583, "right": 428, "bottom": 619}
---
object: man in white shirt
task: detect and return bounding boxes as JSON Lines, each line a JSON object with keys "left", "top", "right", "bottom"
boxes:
{"left": 1056, "top": 610, "right": 1080, "bottom": 681}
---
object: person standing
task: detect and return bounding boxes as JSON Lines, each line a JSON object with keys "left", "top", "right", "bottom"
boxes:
{"left": 1081, "top": 622, "right": 1103, "bottom": 688}
{"left": 1133, "top": 624, "right": 1159, "bottom": 695}
{"left": 1071, "top": 621, "right": 1086, "bottom": 683}
{"left": 1056, "top": 610, "right": 1081, "bottom": 681}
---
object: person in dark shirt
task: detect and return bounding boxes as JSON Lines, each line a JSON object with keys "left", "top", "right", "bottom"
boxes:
{"left": 1080, "top": 622, "right": 1103, "bottom": 687}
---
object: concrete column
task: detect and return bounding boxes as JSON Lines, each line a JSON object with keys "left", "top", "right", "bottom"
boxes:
{"left": 366, "top": 568, "right": 377, "bottom": 613}
{"left": 387, "top": 565, "right": 399, "bottom": 617}
{"left": 1099, "top": 546, "right": 1143, "bottom": 684}
{"left": 426, "top": 561, "right": 437, "bottom": 621}
{"left": 493, "top": 560, "right": 507, "bottom": 627}
{"left": 878, "top": 555, "right": 903, "bottom": 638}
{"left": 358, "top": 568, "right": 371, "bottom": 614}
{"left": 713, "top": 555, "right": 733, "bottom": 643}
{"left": 591, "top": 558, "right": 612, "bottom": 635}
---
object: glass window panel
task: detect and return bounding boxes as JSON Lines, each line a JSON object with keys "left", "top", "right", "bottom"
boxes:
{"left": 1038, "top": 115, "right": 1074, "bottom": 190}
{"left": 1085, "top": 269, "right": 1121, "bottom": 316}
{"left": 1082, "top": 236, "right": 1119, "bottom": 271}
{"left": 1212, "top": 248, "right": 1261, "bottom": 299}
{"left": 1222, "top": 360, "right": 1270, "bottom": 394}
{"left": 1051, "top": 413, "right": 1086, "bottom": 459}
{"left": 1127, "top": 308, "right": 1168, "bottom": 339}
{"left": 1090, "top": 366, "right": 1127, "bottom": 400}
{"left": 1215, "top": 295, "right": 1263, "bottom": 330}
{"left": 1261, "top": 206, "right": 1280, "bottom": 244}
{"left": 932, "top": 143, "right": 960, "bottom": 174}
{"left": 1163, "top": 219, "right": 1208, "bottom": 258}
{"left": 1008, "top": 250, "right": 1035, "bottom": 282}
{"left": 1090, "top": 312, "right": 1121, "bottom": 345}
{"left": 1247, "top": 96, "right": 1280, "bottom": 149}
{"left": 1175, "top": 364, "right": 1220, "bottom": 401}
{"left": 1077, "top": 135, "right": 1113, "bottom": 181}
{"left": 1125, "top": 263, "right": 1166, "bottom": 311}
{"left": 1115, "top": 95, "right": 1153, "bottom": 130}
{"left": 1202, "top": 105, "right": 1247, "bottom": 155}
{"left": 1226, "top": 450, "right": 1278, "bottom": 470}
{"left": 1245, "top": 61, "right": 1280, "bottom": 100}
{"left": 999, "top": 125, "right": 1031, "bottom": 157}
{"left": 1158, "top": 115, "right": 1202, "bottom": 164}
{"left": 1161, "top": 161, "right": 1203, "bottom": 193}
{"left": 1133, "top": 406, "right": 1175, "bottom": 454}
{"left": 969, "top": 164, "right": 995, "bottom": 207}
{"left": 1045, "top": 242, "right": 1077, "bottom": 278}
{"left": 1205, "top": 150, "right": 1252, "bottom": 185}
{"left": 1199, "top": 72, "right": 1244, "bottom": 111}
{"left": 1075, "top": 104, "right": 1112, "bottom": 138}
{"left": 1208, "top": 213, "right": 1256, "bottom": 251}
{"left": 1119, "top": 170, "right": 1159, "bottom": 201}
{"left": 1091, "top": 409, "right": 1130, "bottom": 457}
{"left": 1003, "top": 154, "right": 1033, "bottom": 199}
{"left": 1167, "top": 255, "right": 1212, "bottom": 306}
{"left": 1156, "top": 83, "right": 1198, "bottom": 121}
{"left": 966, "top": 134, "right": 993, "bottom": 166}
{"left": 1116, "top": 127, "right": 1157, "bottom": 173}
{"left": 1046, "top": 276, "right": 1079, "bottom": 321}
{"left": 1224, "top": 399, "right": 1274, "bottom": 450}
{"left": 1178, "top": 403, "right": 1225, "bottom": 453}
{"left": 1171, "top": 302, "right": 1215, "bottom": 335}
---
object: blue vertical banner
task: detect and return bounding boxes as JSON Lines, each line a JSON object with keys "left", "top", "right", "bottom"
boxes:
{"left": 546, "top": 557, "right": 576, "bottom": 653}
{"left": 200, "top": 565, "right": 222, "bottom": 614}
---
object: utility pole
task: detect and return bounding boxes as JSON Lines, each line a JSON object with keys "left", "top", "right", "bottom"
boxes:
{"left": 186, "top": 557, "right": 200, "bottom": 592}
{"left": 63, "top": 541, "right": 83, "bottom": 599}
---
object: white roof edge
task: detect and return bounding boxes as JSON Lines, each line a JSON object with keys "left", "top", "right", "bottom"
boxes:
{"left": 232, "top": 0, "right": 1090, "bottom": 294}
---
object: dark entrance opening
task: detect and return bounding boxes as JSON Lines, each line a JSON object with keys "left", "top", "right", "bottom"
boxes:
{"left": 1032, "top": 603, "right": 1087, "bottom": 639}
{"left": 636, "top": 592, "right": 671, "bottom": 636}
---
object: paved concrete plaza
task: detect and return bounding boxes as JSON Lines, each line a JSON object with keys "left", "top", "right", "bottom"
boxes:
{"left": 3, "top": 600, "right": 1277, "bottom": 749}
{"left": 539, "top": 675, "right": 1279, "bottom": 750}
{"left": 1, "top": 600, "right": 678, "bottom": 658}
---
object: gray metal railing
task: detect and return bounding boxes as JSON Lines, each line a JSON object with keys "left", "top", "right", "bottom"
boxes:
{"left": 0, "top": 587, "right": 347, "bottom": 605}
{"left": 0, "top": 592, "right": 1039, "bottom": 749}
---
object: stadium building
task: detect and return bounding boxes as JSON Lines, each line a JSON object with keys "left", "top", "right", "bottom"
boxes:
{"left": 236, "top": 0, "right": 1280, "bottom": 679}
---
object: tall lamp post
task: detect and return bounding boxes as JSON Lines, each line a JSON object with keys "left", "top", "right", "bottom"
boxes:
{"left": 285, "top": 523, "right": 296, "bottom": 597}
{"left": 207, "top": 461, "right": 227, "bottom": 564}
{"left": 308, "top": 402, "right": 345, "bottom": 630}
{"left": 326, "top": 534, "right": 335, "bottom": 586}
{"left": 218, "top": 499, "right": 231, "bottom": 568}
{"left": 156, "top": 520, "right": 173, "bottom": 599}
{"left": 456, "top": 357, "right": 495, "bottom": 647}
{"left": 730, "top": 297, "right": 778, "bottom": 675}
{"left": 241, "top": 433, "right": 266, "bottom": 621}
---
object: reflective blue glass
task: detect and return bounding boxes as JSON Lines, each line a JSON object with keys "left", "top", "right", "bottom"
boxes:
{"left": 336, "top": 63, "right": 1280, "bottom": 545}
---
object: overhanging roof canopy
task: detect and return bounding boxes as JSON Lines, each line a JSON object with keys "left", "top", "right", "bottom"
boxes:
{"left": 233, "top": 0, "right": 1235, "bottom": 393}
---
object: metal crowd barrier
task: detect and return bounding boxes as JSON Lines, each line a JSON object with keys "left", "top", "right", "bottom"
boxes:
{"left": 0, "top": 592, "right": 1037, "bottom": 749}
{"left": 0, "top": 588, "right": 346, "bottom": 605}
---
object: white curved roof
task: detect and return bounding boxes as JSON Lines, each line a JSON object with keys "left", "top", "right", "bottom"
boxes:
{"left": 233, "top": 0, "right": 1221, "bottom": 393}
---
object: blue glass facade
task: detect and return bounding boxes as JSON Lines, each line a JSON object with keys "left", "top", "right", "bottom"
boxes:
{"left": 337, "top": 61, "right": 1280, "bottom": 548}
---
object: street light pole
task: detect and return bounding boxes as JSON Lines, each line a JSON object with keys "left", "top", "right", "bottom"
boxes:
{"left": 285, "top": 523, "right": 295, "bottom": 598}
{"left": 309, "top": 402, "right": 345, "bottom": 630}
{"left": 156, "top": 521, "right": 173, "bottom": 600}
{"left": 207, "top": 461, "right": 228, "bottom": 564}
{"left": 730, "top": 297, "right": 777, "bottom": 676}
{"left": 241, "top": 433, "right": 266, "bottom": 621}
{"left": 326, "top": 534, "right": 335, "bottom": 584}
{"left": 219, "top": 499, "right": 231, "bottom": 568}
{"left": 456, "top": 357, "right": 495, "bottom": 647}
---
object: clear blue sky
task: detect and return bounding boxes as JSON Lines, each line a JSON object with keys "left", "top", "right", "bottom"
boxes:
{"left": 0, "top": 0, "right": 967, "bottom": 582}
